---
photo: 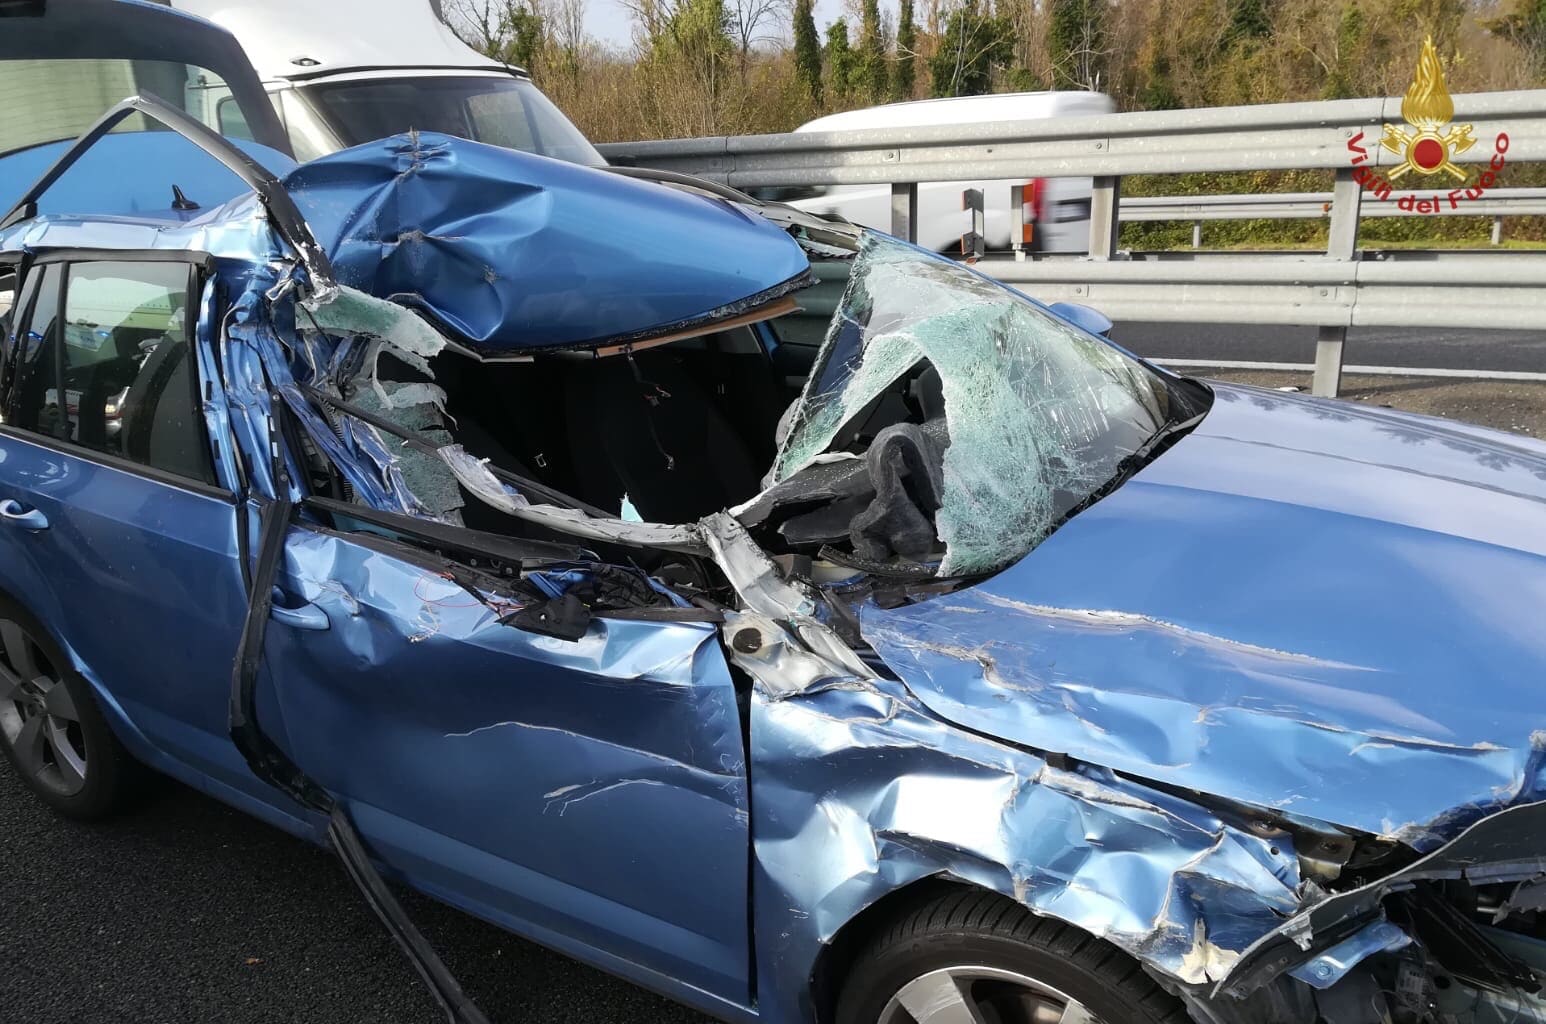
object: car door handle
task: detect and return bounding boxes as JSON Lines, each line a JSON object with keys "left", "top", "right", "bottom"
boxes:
{"left": 269, "top": 588, "right": 330, "bottom": 631}
{"left": 0, "top": 499, "right": 48, "bottom": 531}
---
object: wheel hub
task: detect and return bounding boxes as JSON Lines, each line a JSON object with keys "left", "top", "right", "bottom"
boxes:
{"left": 880, "top": 965, "right": 1099, "bottom": 1024}
{"left": 0, "top": 619, "right": 88, "bottom": 797}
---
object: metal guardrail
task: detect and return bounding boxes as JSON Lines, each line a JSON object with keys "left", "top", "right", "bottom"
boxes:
{"left": 1121, "top": 188, "right": 1546, "bottom": 246}
{"left": 600, "top": 90, "right": 1546, "bottom": 396}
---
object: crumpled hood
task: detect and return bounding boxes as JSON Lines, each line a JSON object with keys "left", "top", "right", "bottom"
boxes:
{"left": 281, "top": 132, "right": 811, "bottom": 353}
{"left": 864, "top": 382, "right": 1546, "bottom": 848}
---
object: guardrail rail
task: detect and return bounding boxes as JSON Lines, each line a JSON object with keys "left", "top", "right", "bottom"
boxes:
{"left": 600, "top": 91, "right": 1546, "bottom": 396}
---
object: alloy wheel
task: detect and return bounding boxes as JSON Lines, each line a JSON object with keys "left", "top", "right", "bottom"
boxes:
{"left": 0, "top": 619, "right": 87, "bottom": 797}
{"left": 880, "top": 966, "right": 1100, "bottom": 1024}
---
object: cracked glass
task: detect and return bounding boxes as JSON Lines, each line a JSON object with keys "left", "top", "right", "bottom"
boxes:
{"left": 772, "top": 233, "right": 1174, "bottom": 575}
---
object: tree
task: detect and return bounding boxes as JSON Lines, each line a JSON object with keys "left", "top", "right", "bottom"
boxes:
{"left": 506, "top": 1, "right": 547, "bottom": 71}
{"left": 1488, "top": 0, "right": 1546, "bottom": 75}
{"left": 825, "top": 18, "right": 859, "bottom": 97}
{"left": 856, "top": 0, "right": 890, "bottom": 101}
{"left": 1047, "top": 0, "right": 1108, "bottom": 91}
{"left": 793, "top": 0, "right": 824, "bottom": 103}
{"left": 927, "top": 0, "right": 1013, "bottom": 96}
{"left": 893, "top": 0, "right": 917, "bottom": 99}
{"left": 728, "top": 0, "right": 791, "bottom": 75}
{"left": 1322, "top": 1, "right": 1364, "bottom": 98}
{"left": 1227, "top": 0, "right": 1271, "bottom": 44}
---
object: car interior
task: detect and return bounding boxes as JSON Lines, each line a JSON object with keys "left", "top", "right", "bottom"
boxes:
{"left": 317, "top": 282, "right": 961, "bottom": 591}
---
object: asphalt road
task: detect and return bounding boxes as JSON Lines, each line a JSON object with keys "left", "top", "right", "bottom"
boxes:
{"left": 0, "top": 761, "right": 713, "bottom": 1024}
{"left": 1116, "top": 322, "right": 1546, "bottom": 373}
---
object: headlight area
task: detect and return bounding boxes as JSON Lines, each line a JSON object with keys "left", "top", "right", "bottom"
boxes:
{"left": 1177, "top": 794, "right": 1546, "bottom": 1024}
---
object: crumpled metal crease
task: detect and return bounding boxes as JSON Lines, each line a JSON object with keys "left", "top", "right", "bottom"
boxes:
{"left": 279, "top": 130, "right": 813, "bottom": 353}
{"left": 743, "top": 669, "right": 1306, "bottom": 1023}
{"left": 861, "top": 583, "right": 1546, "bottom": 850}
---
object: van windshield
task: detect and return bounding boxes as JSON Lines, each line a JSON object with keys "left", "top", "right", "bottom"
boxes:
{"left": 303, "top": 76, "right": 604, "bottom": 167}
{"left": 0, "top": 58, "right": 248, "bottom": 158}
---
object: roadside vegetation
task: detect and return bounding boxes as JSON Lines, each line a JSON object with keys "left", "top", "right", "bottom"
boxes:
{"left": 446, "top": 0, "right": 1546, "bottom": 246}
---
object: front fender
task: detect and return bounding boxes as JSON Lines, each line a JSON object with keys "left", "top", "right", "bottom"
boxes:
{"left": 747, "top": 674, "right": 1306, "bottom": 1023}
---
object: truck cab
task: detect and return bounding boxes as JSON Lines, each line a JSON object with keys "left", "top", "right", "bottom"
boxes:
{"left": 168, "top": 0, "right": 604, "bottom": 166}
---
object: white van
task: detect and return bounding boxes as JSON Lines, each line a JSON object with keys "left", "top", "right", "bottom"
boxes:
{"left": 779, "top": 91, "right": 1115, "bottom": 253}
{"left": 168, "top": 0, "right": 604, "bottom": 166}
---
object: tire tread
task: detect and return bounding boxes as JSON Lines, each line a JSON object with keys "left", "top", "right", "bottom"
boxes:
{"left": 836, "top": 887, "right": 1194, "bottom": 1024}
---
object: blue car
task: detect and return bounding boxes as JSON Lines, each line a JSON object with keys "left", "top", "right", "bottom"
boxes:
{"left": 6, "top": 6, "right": 1546, "bottom": 1024}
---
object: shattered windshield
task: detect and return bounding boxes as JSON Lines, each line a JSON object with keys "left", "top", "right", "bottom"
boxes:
{"left": 772, "top": 234, "right": 1178, "bottom": 576}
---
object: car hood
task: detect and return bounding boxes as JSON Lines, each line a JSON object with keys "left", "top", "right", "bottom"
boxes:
{"left": 281, "top": 132, "right": 813, "bottom": 354}
{"left": 862, "top": 382, "right": 1546, "bottom": 848}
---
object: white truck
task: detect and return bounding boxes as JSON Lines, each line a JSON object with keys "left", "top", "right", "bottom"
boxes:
{"left": 168, "top": 0, "right": 605, "bottom": 166}
{"left": 777, "top": 91, "right": 1115, "bottom": 253}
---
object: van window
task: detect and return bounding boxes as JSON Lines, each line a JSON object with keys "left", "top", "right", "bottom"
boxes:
{"left": 216, "top": 96, "right": 254, "bottom": 142}
{"left": 301, "top": 76, "right": 604, "bottom": 167}
{"left": 8, "top": 261, "right": 216, "bottom": 486}
{"left": 0, "top": 59, "right": 243, "bottom": 157}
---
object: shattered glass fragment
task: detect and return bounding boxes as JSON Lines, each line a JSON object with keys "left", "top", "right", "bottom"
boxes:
{"left": 349, "top": 382, "right": 464, "bottom": 522}
{"left": 772, "top": 233, "right": 1170, "bottom": 575}
{"left": 304, "top": 285, "right": 447, "bottom": 375}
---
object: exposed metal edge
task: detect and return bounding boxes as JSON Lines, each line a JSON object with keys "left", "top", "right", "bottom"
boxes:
{"left": 1153, "top": 358, "right": 1546, "bottom": 383}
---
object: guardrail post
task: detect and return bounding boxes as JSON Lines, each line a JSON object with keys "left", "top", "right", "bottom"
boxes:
{"left": 1011, "top": 184, "right": 1028, "bottom": 261}
{"left": 890, "top": 182, "right": 918, "bottom": 244}
{"left": 1312, "top": 167, "right": 1363, "bottom": 398}
{"left": 961, "top": 188, "right": 985, "bottom": 260}
{"left": 1492, "top": 215, "right": 1504, "bottom": 246}
{"left": 1192, "top": 221, "right": 1202, "bottom": 249}
{"left": 1089, "top": 176, "right": 1121, "bottom": 259}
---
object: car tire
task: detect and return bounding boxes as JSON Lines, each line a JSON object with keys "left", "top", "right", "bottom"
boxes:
{"left": 835, "top": 889, "right": 1192, "bottom": 1024}
{"left": 0, "top": 609, "right": 146, "bottom": 819}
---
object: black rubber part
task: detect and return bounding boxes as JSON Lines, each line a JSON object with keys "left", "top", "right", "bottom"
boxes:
{"left": 328, "top": 805, "right": 492, "bottom": 1024}
{"left": 0, "top": 599, "right": 147, "bottom": 820}
{"left": 834, "top": 888, "right": 1192, "bottom": 1024}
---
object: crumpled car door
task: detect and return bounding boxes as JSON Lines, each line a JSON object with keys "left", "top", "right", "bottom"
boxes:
{"left": 257, "top": 510, "right": 755, "bottom": 1007}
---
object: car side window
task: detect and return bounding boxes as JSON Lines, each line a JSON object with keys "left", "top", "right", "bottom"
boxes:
{"left": 8, "top": 261, "right": 217, "bottom": 486}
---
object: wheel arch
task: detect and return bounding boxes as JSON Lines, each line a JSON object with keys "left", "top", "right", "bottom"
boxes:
{"left": 808, "top": 874, "right": 988, "bottom": 1024}
{"left": 0, "top": 581, "right": 165, "bottom": 768}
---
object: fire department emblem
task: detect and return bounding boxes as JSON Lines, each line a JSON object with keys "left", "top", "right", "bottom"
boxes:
{"left": 1381, "top": 36, "right": 1475, "bottom": 182}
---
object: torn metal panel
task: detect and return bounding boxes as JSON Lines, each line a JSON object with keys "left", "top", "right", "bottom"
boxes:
{"left": 439, "top": 446, "right": 708, "bottom": 552}
{"left": 769, "top": 233, "right": 1170, "bottom": 575}
{"left": 857, "top": 378, "right": 1546, "bottom": 848}
{"left": 280, "top": 131, "right": 813, "bottom": 354}
{"left": 265, "top": 526, "right": 755, "bottom": 1000}
{"left": 193, "top": 277, "right": 244, "bottom": 494}
{"left": 1285, "top": 920, "right": 1411, "bottom": 990}
{"left": 1224, "top": 801, "right": 1546, "bottom": 998}
{"left": 738, "top": 666, "right": 1307, "bottom": 1023}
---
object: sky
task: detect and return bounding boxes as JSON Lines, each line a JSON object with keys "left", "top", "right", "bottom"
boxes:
{"left": 581, "top": 0, "right": 856, "bottom": 50}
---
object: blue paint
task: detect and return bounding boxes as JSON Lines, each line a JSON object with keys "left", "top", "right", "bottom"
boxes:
{"left": 266, "top": 528, "right": 753, "bottom": 1004}
{"left": 0, "top": 135, "right": 297, "bottom": 222}
{"left": 865, "top": 382, "right": 1546, "bottom": 850}
{"left": 280, "top": 133, "right": 812, "bottom": 352}
{"left": 6, "top": 109, "right": 1546, "bottom": 1024}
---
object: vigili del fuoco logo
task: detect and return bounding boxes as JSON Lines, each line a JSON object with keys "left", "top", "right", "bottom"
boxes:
{"left": 1346, "top": 35, "right": 1509, "bottom": 213}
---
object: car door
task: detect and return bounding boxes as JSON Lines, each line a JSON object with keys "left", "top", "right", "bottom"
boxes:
{"left": 0, "top": 253, "right": 286, "bottom": 810}
{"left": 258, "top": 503, "right": 755, "bottom": 1008}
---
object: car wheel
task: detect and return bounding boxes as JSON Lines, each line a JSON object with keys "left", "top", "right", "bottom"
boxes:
{"left": 835, "top": 890, "right": 1191, "bottom": 1024}
{"left": 0, "top": 615, "right": 143, "bottom": 818}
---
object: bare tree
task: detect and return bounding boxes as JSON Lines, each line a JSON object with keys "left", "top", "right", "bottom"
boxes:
{"left": 445, "top": 0, "right": 507, "bottom": 52}
{"left": 728, "top": 0, "right": 793, "bottom": 65}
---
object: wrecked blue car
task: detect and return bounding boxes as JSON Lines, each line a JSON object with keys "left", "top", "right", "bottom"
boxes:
{"left": 6, "top": 16, "right": 1546, "bottom": 1024}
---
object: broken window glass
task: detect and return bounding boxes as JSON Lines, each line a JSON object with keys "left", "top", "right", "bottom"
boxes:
{"left": 771, "top": 233, "right": 1178, "bottom": 576}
